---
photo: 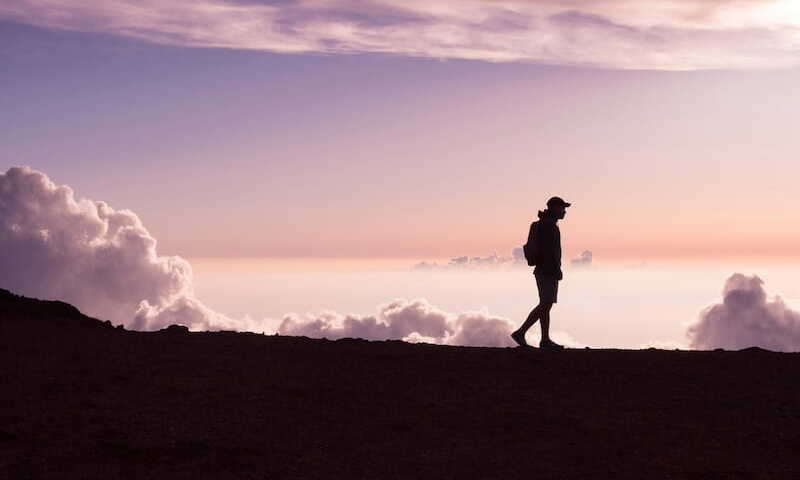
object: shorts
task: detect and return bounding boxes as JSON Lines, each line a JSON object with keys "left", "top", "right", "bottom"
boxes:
{"left": 535, "top": 274, "right": 559, "bottom": 304}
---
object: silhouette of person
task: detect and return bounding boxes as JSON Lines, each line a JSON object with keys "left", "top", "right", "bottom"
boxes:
{"left": 511, "top": 196, "right": 571, "bottom": 349}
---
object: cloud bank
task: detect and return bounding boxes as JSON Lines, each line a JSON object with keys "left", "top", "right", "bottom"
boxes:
{"left": 687, "top": 273, "right": 800, "bottom": 352}
{"left": 2, "top": 0, "right": 799, "bottom": 70}
{"left": 413, "top": 251, "right": 522, "bottom": 271}
{"left": 0, "top": 166, "right": 239, "bottom": 331}
{"left": 278, "top": 298, "right": 518, "bottom": 347}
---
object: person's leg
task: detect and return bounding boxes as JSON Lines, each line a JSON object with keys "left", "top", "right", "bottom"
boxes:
{"left": 539, "top": 277, "right": 563, "bottom": 348}
{"left": 512, "top": 274, "right": 554, "bottom": 347}
{"left": 512, "top": 303, "right": 544, "bottom": 346}
{"left": 538, "top": 302, "right": 553, "bottom": 342}
{"left": 518, "top": 303, "right": 544, "bottom": 334}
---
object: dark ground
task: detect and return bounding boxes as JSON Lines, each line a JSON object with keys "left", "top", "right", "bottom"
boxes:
{"left": 2, "top": 289, "right": 800, "bottom": 479}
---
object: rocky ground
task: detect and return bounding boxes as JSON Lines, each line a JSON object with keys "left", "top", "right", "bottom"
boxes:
{"left": 2, "top": 288, "right": 799, "bottom": 479}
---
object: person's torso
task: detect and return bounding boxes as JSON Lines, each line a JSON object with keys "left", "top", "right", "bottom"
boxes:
{"left": 532, "top": 219, "right": 561, "bottom": 275}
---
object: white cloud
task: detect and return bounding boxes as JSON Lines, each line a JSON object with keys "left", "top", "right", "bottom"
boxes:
{"left": 687, "top": 273, "right": 800, "bottom": 352}
{"left": 0, "top": 166, "right": 241, "bottom": 331}
{"left": 278, "top": 298, "right": 519, "bottom": 347}
{"left": 1, "top": 0, "right": 799, "bottom": 70}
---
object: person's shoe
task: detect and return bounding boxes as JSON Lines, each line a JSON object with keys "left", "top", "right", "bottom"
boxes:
{"left": 539, "top": 338, "right": 564, "bottom": 350}
{"left": 510, "top": 330, "right": 529, "bottom": 348}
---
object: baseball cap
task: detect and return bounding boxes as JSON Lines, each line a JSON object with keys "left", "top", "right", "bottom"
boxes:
{"left": 546, "top": 196, "right": 572, "bottom": 208}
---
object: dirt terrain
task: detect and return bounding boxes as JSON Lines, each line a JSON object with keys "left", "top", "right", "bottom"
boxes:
{"left": 2, "top": 288, "right": 799, "bottom": 479}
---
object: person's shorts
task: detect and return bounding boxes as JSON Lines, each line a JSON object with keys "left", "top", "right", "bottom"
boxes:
{"left": 535, "top": 274, "right": 559, "bottom": 303}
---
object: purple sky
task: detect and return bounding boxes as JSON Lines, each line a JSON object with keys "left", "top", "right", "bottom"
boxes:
{"left": 2, "top": 3, "right": 800, "bottom": 261}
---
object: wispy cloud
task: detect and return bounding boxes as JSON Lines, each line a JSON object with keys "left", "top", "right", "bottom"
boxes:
{"left": 2, "top": 0, "right": 798, "bottom": 70}
{"left": 412, "top": 251, "right": 523, "bottom": 271}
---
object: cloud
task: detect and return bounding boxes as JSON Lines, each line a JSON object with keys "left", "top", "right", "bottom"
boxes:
{"left": 0, "top": 166, "right": 240, "bottom": 331}
{"left": 413, "top": 250, "right": 523, "bottom": 270}
{"left": 278, "top": 298, "right": 518, "bottom": 347}
{"left": 687, "top": 273, "right": 800, "bottom": 352}
{"left": 414, "top": 247, "right": 596, "bottom": 271}
{"left": 570, "top": 250, "right": 592, "bottom": 268}
{"left": 1, "top": 0, "right": 799, "bottom": 70}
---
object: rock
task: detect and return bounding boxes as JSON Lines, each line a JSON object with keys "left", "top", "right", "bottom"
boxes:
{"left": 739, "top": 346, "right": 768, "bottom": 353}
{"left": 162, "top": 324, "right": 189, "bottom": 335}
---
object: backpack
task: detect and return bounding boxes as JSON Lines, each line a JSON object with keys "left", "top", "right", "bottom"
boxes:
{"left": 523, "top": 222, "right": 538, "bottom": 266}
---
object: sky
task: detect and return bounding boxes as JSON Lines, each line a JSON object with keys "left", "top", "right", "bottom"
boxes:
{"left": 2, "top": 1, "right": 800, "bottom": 349}
{"left": 2, "top": 1, "right": 800, "bottom": 261}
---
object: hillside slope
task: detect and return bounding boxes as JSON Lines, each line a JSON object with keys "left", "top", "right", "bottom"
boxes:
{"left": 1, "top": 289, "right": 799, "bottom": 479}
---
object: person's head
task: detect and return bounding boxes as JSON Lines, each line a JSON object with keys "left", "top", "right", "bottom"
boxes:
{"left": 545, "top": 196, "right": 571, "bottom": 220}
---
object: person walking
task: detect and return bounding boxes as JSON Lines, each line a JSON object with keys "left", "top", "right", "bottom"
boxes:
{"left": 511, "top": 196, "right": 571, "bottom": 349}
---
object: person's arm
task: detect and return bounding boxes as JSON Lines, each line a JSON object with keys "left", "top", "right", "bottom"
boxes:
{"left": 556, "top": 227, "right": 563, "bottom": 280}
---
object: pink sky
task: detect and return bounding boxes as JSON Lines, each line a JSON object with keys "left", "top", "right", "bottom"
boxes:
{"left": 2, "top": 2, "right": 800, "bottom": 262}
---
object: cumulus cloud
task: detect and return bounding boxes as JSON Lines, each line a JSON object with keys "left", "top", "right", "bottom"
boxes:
{"left": 687, "top": 273, "right": 800, "bottom": 352}
{"left": 0, "top": 166, "right": 240, "bottom": 331}
{"left": 2, "top": 0, "right": 799, "bottom": 70}
{"left": 278, "top": 298, "right": 518, "bottom": 347}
